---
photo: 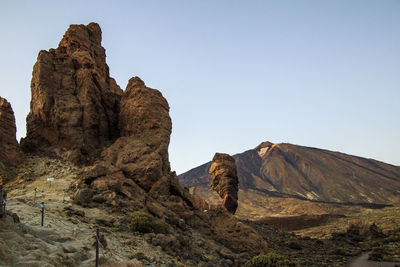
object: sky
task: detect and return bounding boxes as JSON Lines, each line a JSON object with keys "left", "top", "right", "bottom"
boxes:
{"left": 0, "top": 1, "right": 399, "bottom": 174}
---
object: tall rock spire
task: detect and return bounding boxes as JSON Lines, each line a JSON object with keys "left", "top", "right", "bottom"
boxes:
{"left": 209, "top": 153, "right": 239, "bottom": 214}
{"left": 0, "top": 97, "right": 20, "bottom": 187}
{"left": 22, "top": 23, "right": 122, "bottom": 164}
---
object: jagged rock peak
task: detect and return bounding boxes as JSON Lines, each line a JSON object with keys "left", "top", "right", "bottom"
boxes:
{"left": 21, "top": 22, "right": 122, "bottom": 164}
{"left": 255, "top": 141, "right": 274, "bottom": 151}
{"left": 125, "top": 76, "right": 146, "bottom": 89}
{"left": 209, "top": 153, "right": 239, "bottom": 214}
{"left": 57, "top": 23, "right": 109, "bottom": 78}
{"left": 255, "top": 141, "right": 277, "bottom": 157}
{"left": 60, "top": 22, "right": 102, "bottom": 48}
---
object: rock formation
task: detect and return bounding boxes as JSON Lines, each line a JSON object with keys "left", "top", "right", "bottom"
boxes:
{"left": 21, "top": 22, "right": 122, "bottom": 164}
{"left": 0, "top": 97, "right": 20, "bottom": 187}
{"left": 209, "top": 153, "right": 239, "bottom": 214}
{"left": 102, "top": 76, "right": 172, "bottom": 190}
{"left": 16, "top": 23, "right": 268, "bottom": 261}
{"left": 74, "top": 76, "right": 173, "bottom": 208}
{"left": 0, "top": 97, "right": 19, "bottom": 166}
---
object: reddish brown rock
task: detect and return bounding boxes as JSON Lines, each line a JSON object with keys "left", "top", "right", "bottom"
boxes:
{"left": 0, "top": 97, "right": 19, "bottom": 165}
{"left": 118, "top": 76, "right": 172, "bottom": 174}
{"left": 73, "top": 77, "right": 173, "bottom": 210}
{"left": 0, "top": 97, "right": 21, "bottom": 187}
{"left": 209, "top": 153, "right": 239, "bottom": 214}
{"left": 72, "top": 160, "right": 147, "bottom": 209}
{"left": 101, "top": 77, "right": 172, "bottom": 191}
{"left": 21, "top": 23, "right": 122, "bottom": 164}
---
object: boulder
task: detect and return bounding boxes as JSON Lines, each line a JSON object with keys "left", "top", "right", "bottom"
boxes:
{"left": 209, "top": 153, "right": 239, "bottom": 214}
{"left": 72, "top": 160, "right": 147, "bottom": 209}
{"left": 21, "top": 22, "right": 122, "bottom": 164}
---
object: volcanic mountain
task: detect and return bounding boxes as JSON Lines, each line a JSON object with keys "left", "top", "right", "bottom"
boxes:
{"left": 179, "top": 142, "right": 400, "bottom": 218}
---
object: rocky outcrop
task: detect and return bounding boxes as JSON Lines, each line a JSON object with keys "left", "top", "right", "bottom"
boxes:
{"left": 75, "top": 77, "right": 173, "bottom": 207}
{"left": 102, "top": 77, "right": 172, "bottom": 190}
{"left": 209, "top": 153, "right": 239, "bottom": 214}
{"left": 21, "top": 23, "right": 122, "bottom": 164}
{"left": 0, "top": 97, "right": 20, "bottom": 187}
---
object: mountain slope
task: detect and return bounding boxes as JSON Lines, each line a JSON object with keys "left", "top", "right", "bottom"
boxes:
{"left": 179, "top": 142, "right": 400, "bottom": 206}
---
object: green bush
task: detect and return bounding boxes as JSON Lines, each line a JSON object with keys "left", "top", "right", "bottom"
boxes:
{"left": 244, "top": 253, "right": 294, "bottom": 267}
{"left": 129, "top": 211, "right": 169, "bottom": 234}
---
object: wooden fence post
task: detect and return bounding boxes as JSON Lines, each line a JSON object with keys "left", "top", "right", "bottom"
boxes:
{"left": 96, "top": 228, "right": 100, "bottom": 267}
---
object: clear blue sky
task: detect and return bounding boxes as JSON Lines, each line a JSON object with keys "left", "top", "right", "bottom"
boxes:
{"left": 1, "top": 1, "right": 399, "bottom": 174}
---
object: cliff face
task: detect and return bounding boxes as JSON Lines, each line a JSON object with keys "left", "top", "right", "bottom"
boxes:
{"left": 0, "top": 97, "right": 20, "bottom": 187}
{"left": 180, "top": 142, "right": 400, "bottom": 206}
{"left": 21, "top": 23, "right": 122, "bottom": 164}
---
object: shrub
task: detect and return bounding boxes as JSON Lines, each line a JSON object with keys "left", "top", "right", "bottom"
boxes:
{"left": 332, "top": 248, "right": 347, "bottom": 256}
{"left": 369, "top": 247, "right": 385, "bottom": 261}
{"left": 288, "top": 241, "right": 302, "bottom": 250}
{"left": 129, "top": 211, "right": 169, "bottom": 234}
{"left": 244, "top": 253, "right": 294, "bottom": 267}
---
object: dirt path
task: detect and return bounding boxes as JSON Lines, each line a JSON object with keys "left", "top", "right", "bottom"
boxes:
{"left": 349, "top": 252, "right": 399, "bottom": 267}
